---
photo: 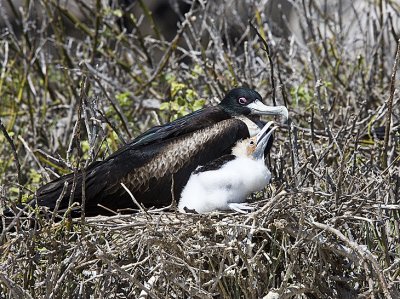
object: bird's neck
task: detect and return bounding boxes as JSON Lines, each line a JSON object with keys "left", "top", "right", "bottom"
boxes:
{"left": 233, "top": 115, "right": 260, "bottom": 137}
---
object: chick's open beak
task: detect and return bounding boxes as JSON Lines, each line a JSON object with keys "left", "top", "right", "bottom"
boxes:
{"left": 253, "top": 121, "right": 279, "bottom": 160}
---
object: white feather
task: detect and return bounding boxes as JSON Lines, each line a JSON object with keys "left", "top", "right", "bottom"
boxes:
{"left": 178, "top": 157, "right": 271, "bottom": 213}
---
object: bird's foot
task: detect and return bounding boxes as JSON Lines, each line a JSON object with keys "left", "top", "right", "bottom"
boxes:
{"left": 228, "top": 203, "right": 254, "bottom": 214}
{"left": 183, "top": 206, "right": 199, "bottom": 214}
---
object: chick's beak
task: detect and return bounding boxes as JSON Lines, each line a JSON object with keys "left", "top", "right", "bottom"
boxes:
{"left": 253, "top": 121, "right": 278, "bottom": 160}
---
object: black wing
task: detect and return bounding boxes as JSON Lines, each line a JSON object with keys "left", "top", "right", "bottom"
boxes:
{"left": 108, "top": 106, "right": 230, "bottom": 158}
{"left": 193, "top": 155, "right": 236, "bottom": 174}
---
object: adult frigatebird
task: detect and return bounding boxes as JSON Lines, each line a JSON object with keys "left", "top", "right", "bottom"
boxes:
{"left": 179, "top": 121, "right": 278, "bottom": 213}
{"left": 35, "top": 87, "right": 288, "bottom": 216}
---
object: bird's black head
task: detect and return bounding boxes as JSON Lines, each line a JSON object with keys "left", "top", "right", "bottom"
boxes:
{"left": 219, "top": 87, "right": 289, "bottom": 119}
{"left": 219, "top": 87, "right": 263, "bottom": 115}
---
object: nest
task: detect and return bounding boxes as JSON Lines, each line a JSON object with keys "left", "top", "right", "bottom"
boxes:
{"left": 2, "top": 186, "right": 400, "bottom": 298}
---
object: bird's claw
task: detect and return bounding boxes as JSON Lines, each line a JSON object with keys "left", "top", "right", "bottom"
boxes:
{"left": 228, "top": 203, "right": 255, "bottom": 214}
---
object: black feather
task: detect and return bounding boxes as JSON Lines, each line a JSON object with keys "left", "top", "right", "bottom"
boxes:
{"left": 193, "top": 155, "right": 236, "bottom": 174}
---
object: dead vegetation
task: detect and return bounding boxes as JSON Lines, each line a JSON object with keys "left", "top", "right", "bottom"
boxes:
{"left": 0, "top": 0, "right": 400, "bottom": 298}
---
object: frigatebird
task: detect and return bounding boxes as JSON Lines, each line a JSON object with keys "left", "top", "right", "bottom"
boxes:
{"left": 35, "top": 87, "right": 288, "bottom": 216}
{"left": 179, "top": 121, "right": 277, "bottom": 213}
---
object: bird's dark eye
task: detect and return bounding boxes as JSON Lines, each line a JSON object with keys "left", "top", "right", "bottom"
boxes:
{"left": 250, "top": 140, "right": 255, "bottom": 145}
{"left": 238, "top": 97, "right": 247, "bottom": 105}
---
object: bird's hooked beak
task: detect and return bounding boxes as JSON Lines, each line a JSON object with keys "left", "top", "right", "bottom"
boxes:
{"left": 252, "top": 121, "right": 278, "bottom": 160}
{"left": 247, "top": 100, "right": 289, "bottom": 120}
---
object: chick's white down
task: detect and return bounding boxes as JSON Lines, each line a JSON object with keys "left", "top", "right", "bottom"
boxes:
{"left": 179, "top": 137, "right": 271, "bottom": 213}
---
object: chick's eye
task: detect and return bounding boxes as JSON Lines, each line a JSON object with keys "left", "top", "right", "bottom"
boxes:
{"left": 238, "top": 97, "right": 247, "bottom": 105}
{"left": 250, "top": 140, "right": 255, "bottom": 145}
